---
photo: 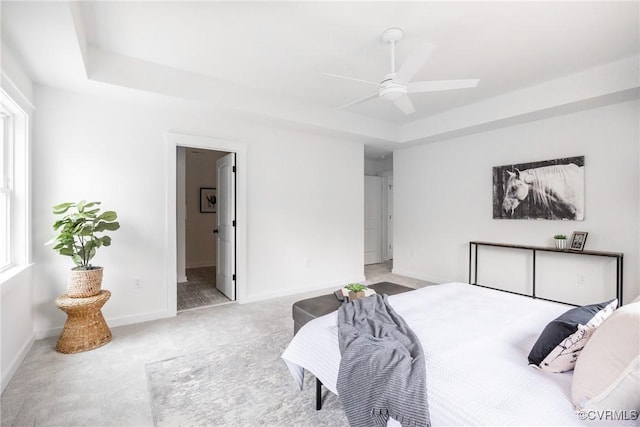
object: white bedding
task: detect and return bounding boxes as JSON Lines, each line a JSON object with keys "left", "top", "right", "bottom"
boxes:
{"left": 281, "top": 282, "right": 635, "bottom": 426}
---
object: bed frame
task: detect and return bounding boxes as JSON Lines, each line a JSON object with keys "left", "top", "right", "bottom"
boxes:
{"left": 468, "top": 241, "right": 623, "bottom": 306}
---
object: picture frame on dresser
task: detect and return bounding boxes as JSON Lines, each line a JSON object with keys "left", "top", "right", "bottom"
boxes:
{"left": 569, "top": 231, "right": 588, "bottom": 251}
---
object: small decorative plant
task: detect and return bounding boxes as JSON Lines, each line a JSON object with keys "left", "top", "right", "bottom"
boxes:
{"left": 48, "top": 201, "right": 120, "bottom": 270}
{"left": 345, "top": 284, "right": 367, "bottom": 293}
{"left": 553, "top": 234, "right": 567, "bottom": 250}
{"left": 345, "top": 283, "right": 367, "bottom": 301}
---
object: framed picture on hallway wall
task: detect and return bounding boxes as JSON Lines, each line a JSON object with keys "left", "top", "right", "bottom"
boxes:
{"left": 200, "top": 187, "right": 217, "bottom": 213}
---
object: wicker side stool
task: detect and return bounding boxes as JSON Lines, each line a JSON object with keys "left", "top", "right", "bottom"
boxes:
{"left": 55, "top": 290, "right": 112, "bottom": 354}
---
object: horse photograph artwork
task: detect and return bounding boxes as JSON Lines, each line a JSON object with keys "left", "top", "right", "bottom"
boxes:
{"left": 493, "top": 156, "right": 585, "bottom": 220}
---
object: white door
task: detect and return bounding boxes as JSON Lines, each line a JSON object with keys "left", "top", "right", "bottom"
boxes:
{"left": 386, "top": 176, "right": 393, "bottom": 260}
{"left": 364, "top": 176, "right": 383, "bottom": 265}
{"left": 216, "top": 153, "right": 236, "bottom": 300}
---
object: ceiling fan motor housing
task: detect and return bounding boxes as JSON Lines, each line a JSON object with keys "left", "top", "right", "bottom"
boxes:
{"left": 378, "top": 78, "right": 406, "bottom": 101}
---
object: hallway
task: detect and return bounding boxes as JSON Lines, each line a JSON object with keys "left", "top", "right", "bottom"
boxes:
{"left": 177, "top": 267, "right": 230, "bottom": 311}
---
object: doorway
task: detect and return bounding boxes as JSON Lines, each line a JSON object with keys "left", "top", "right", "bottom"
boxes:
{"left": 176, "top": 147, "right": 237, "bottom": 311}
{"left": 364, "top": 173, "right": 393, "bottom": 266}
{"left": 166, "top": 132, "right": 247, "bottom": 316}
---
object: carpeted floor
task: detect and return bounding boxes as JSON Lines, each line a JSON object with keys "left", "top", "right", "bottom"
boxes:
{"left": 1, "top": 261, "right": 434, "bottom": 427}
{"left": 146, "top": 329, "right": 347, "bottom": 426}
{"left": 177, "top": 267, "right": 231, "bottom": 311}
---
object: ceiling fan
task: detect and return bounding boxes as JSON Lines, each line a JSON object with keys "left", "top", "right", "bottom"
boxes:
{"left": 326, "top": 28, "right": 479, "bottom": 114}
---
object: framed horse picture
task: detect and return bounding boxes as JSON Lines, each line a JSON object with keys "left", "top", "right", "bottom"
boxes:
{"left": 200, "top": 187, "right": 217, "bottom": 213}
{"left": 492, "top": 156, "right": 584, "bottom": 220}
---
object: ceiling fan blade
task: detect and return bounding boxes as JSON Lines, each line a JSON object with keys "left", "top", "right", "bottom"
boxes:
{"left": 394, "top": 42, "right": 436, "bottom": 85}
{"left": 324, "top": 73, "right": 379, "bottom": 86}
{"left": 393, "top": 96, "right": 415, "bottom": 114}
{"left": 338, "top": 93, "right": 378, "bottom": 110}
{"left": 408, "top": 79, "right": 480, "bottom": 93}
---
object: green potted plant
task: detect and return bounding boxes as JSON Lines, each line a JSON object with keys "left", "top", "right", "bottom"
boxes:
{"left": 47, "top": 201, "right": 120, "bottom": 298}
{"left": 345, "top": 283, "right": 367, "bottom": 301}
{"left": 554, "top": 234, "right": 567, "bottom": 250}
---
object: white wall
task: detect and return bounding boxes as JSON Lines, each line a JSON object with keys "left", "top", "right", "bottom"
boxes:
{"left": 31, "top": 85, "right": 364, "bottom": 336}
{"left": 0, "top": 43, "right": 35, "bottom": 392}
{"left": 365, "top": 157, "right": 393, "bottom": 175}
{"left": 1, "top": 268, "right": 34, "bottom": 391}
{"left": 185, "top": 149, "right": 226, "bottom": 269}
{"left": 394, "top": 99, "right": 639, "bottom": 304}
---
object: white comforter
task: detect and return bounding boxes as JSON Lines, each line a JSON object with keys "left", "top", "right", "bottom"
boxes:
{"left": 282, "top": 282, "right": 635, "bottom": 426}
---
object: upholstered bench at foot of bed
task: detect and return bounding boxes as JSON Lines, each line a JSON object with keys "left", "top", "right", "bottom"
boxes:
{"left": 292, "top": 281, "right": 415, "bottom": 411}
{"left": 292, "top": 282, "right": 414, "bottom": 335}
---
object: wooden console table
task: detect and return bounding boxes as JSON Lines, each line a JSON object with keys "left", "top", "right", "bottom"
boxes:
{"left": 468, "top": 241, "right": 623, "bottom": 305}
{"left": 55, "top": 290, "right": 112, "bottom": 354}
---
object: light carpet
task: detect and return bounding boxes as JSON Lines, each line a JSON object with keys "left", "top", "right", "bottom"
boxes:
{"left": 146, "top": 329, "right": 348, "bottom": 427}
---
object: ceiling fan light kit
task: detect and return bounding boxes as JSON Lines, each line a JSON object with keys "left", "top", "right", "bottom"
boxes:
{"left": 379, "top": 79, "right": 406, "bottom": 101}
{"left": 326, "top": 27, "right": 480, "bottom": 115}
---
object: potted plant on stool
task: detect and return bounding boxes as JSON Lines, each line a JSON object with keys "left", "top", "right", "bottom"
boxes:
{"left": 47, "top": 201, "right": 120, "bottom": 297}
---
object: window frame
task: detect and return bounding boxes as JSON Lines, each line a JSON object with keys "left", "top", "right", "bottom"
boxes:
{"left": 0, "top": 86, "right": 30, "bottom": 278}
{"left": 0, "top": 111, "right": 13, "bottom": 271}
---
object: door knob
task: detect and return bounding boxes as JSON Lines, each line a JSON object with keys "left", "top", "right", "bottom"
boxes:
{"left": 213, "top": 229, "right": 219, "bottom": 234}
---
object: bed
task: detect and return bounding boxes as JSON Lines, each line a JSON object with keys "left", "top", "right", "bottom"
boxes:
{"left": 281, "top": 282, "right": 636, "bottom": 426}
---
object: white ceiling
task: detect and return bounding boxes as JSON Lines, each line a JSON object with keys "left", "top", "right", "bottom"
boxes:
{"left": 2, "top": 1, "right": 639, "bottom": 158}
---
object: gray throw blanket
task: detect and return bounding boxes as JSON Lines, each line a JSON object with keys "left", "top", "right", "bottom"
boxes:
{"left": 337, "top": 294, "right": 430, "bottom": 427}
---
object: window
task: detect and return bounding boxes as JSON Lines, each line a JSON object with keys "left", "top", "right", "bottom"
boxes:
{"left": 0, "top": 87, "right": 29, "bottom": 275}
{"left": 0, "top": 111, "right": 11, "bottom": 270}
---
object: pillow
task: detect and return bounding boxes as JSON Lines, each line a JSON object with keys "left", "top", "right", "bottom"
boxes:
{"left": 528, "top": 299, "right": 618, "bottom": 373}
{"left": 572, "top": 301, "right": 640, "bottom": 412}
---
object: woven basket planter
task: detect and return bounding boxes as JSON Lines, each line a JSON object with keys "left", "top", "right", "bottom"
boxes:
{"left": 68, "top": 267, "right": 103, "bottom": 298}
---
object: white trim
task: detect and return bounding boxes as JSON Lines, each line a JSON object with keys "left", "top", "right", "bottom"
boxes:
{"left": 34, "top": 309, "right": 175, "bottom": 339}
{"left": 391, "top": 268, "right": 444, "bottom": 285}
{"left": 185, "top": 262, "right": 216, "bottom": 269}
{"left": 1, "top": 332, "right": 34, "bottom": 393}
{"left": 0, "top": 110, "right": 14, "bottom": 270}
{"left": 0, "top": 86, "right": 31, "bottom": 283}
{"left": 0, "top": 263, "right": 33, "bottom": 289}
{"left": 176, "top": 147, "right": 187, "bottom": 283}
{"left": 165, "top": 132, "right": 248, "bottom": 312}
{"left": 0, "top": 71, "right": 35, "bottom": 112}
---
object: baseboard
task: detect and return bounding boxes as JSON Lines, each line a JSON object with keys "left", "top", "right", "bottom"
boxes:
{"left": 185, "top": 263, "right": 216, "bottom": 269}
{"left": 240, "top": 275, "right": 366, "bottom": 304}
{"left": 106, "top": 309, "right": 176, "bottom": 329}
{"left": 34, "top": 309, "right": 175, "bottom": 340}
{"left": 391, "top": 268, "right": 448, "bottom": 285}
{"left": 1, "top": 332, "right": 35, "bottom": 393}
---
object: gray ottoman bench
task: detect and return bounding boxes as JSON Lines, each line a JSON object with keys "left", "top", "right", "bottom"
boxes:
{"left": 291, "top": 281, "right": 415, "bottom": 410}
{"left": 292, "top": 281, "right": 414, "bottom": 334}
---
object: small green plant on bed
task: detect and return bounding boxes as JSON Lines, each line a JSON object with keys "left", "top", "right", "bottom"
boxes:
{"left": 553, "top": 234, "right": 567, "bottom": 240}
{"left": 346, "top": 283, "right": 367, "bottom": 293}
